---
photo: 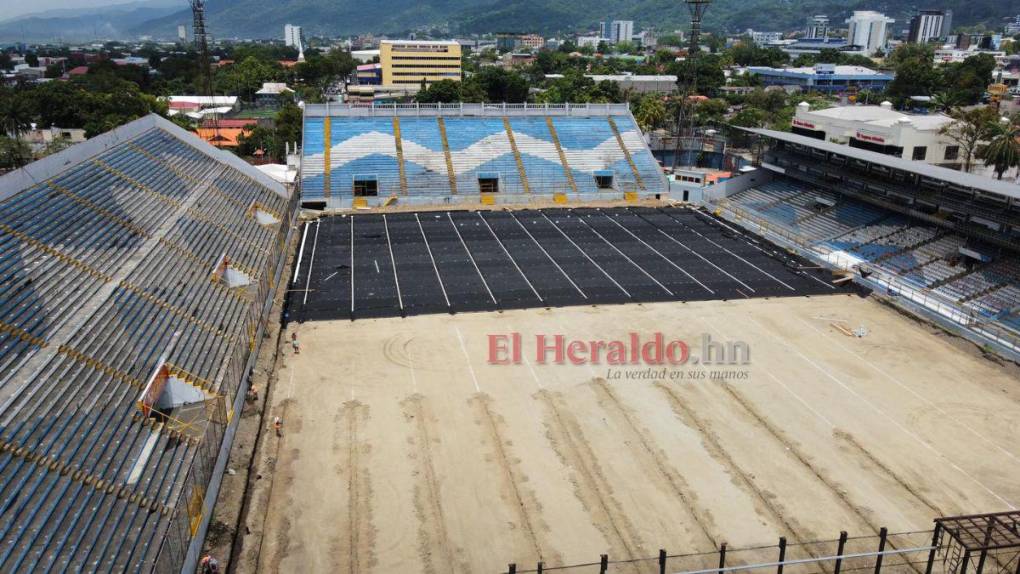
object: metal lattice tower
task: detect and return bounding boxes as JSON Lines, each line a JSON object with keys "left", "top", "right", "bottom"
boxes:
{"left": 686, "top": 0, "right": 711, "bottom": 55}
{"left": 672, "top": 0, "right": 712, "bottom": 170}
{"left": 190, "top": 0, "right": 212, "bottom": 98}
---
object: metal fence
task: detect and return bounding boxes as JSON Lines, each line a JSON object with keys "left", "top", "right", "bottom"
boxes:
{"left": 504, "top": 530, "right": 938, "bottom": 574}
{"left": 303, "top": 102, "right": 633, "bottom": 117}
{"left": 149, "top": 184, "right": 300, "bottom": 573}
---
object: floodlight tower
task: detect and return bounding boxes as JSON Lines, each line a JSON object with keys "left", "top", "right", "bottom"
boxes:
{"left": 190, "top": 0, "right": 212, "bottom": 98}
{"left": 672, "top": 0, "right": 713, "bottom": 170}
{"left": 686, "top": 0, "right": 711, "bottom": 55}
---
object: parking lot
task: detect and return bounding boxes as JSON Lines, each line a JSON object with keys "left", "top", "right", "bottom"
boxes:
{"left": 287, "top": 207, "right": 843, "bottom": 321}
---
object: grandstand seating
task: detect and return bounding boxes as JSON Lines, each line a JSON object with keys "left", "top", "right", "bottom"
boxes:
{"left": 721, "top": 173, "right": 1020, "bottom": 333}
{"left": 300, "top": 105, "right": 667, "bottom": 204}
{"left": 0, "top": 115, "right": 294, "bottom": 573}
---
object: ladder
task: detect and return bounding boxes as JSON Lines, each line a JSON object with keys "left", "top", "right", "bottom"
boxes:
{"left": 392, "top": 117, "right": 408, "bottom": 195}
{"left": 607, "top": 117, "right": 645, "bottom": 191}
{"left": 545, "top": 116, "right": 578, "bottom": 194}
{"left": 503, "top": 117, "right": 531, "bottom": 194}
{"left": 437, "top": 117, "right": 457, "bottom": 194}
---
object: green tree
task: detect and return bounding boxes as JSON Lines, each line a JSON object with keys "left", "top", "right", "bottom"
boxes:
{"left": 939, "top": 54, "right": 996, "bottom": 106}
{"left": 976, "top": 118, "right": 1020, "bottom": 180}
{"left": 0, "top": 135, "right": 30, "bottom": 170}
{"left": 694, "top": 98, "right": 729, "bottom": 126}
{"left": 727, "top": 39, "right": 789, "bottom": 67}
{"left": 465, "top": 67, "right": 528, "bottom": 103}
{"left": 633, "top": 95, "right": 667, "bottom": 131}
{"left": 415, "top": 79, "right": 462, "bottom": 103}
{"left": 885, "top": 44, "right": 939, "bottom": 104}
{"left": 939, "top": 106, "right": 1000, "bottom": 172}
{"left": 215, "top": 56, "right": 284, "bottom": 101}
{"left": 672, "top": 54, "right": 726, "bottom": 97}
{"left": 0, "top": 88, "right": 33, "bottom": 168}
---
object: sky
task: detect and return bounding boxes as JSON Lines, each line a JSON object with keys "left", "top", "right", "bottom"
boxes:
{"left": 0, "top": 0, "right": 160, "bottom": 22}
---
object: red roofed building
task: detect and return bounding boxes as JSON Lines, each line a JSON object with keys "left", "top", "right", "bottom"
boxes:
{"left": 67, "top": 66, "right": 89, "bottom": 76}
{"left": 201, "top": 118, "right": 257, "bottom": 129}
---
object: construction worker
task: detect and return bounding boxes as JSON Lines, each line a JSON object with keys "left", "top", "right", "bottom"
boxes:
{"left": 199, "top": 554, "right": 219, "bottom": 574}
{"left": 291, "top": 332, "right": 300, "bottom": 354}
{"left": 246, "top": 384, "right": 258, "bottom": 402}
{"left": 273, "top": 416, "right": 283, "bottom": 438}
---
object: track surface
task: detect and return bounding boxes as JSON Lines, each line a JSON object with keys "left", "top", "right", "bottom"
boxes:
{"left": 259, "top": 296, "right": 1020, "bottom": 574}
{"left": 288, "top": 207, "right": 843, "bottom": 321}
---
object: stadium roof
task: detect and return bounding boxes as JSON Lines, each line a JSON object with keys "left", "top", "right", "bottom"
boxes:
{"left": 0, "top": 114, "right": 290, "bottom": 571}
{"left": 749, "top": 127, "right": 1020, "bottom": 200}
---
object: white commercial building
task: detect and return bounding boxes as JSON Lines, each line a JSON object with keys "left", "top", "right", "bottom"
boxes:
{"left": 577, "top": 36, "right": 610, "bottom": 49}
{"left": 789, "top": 102, "right": 961, "bottom": 168}
{"left": 806, "top": 15, "right": 829, "bottom": 39}
{"left": 610, "top": 20, "right": 634, "bottom": 44}
{"left": 846, "top": 11, "right": 894, "bottom": 55}
{"left": 746, "top": 30, "right": 783, "bottom": 46}
{"left": 908, "top": 10, "right": 949, "bottom": 44}
{"left": 1006, "top": 15, "right": 1020, "bottom": 35}
{"left": 284, "top": 24, "right": 303, "bottom": 48}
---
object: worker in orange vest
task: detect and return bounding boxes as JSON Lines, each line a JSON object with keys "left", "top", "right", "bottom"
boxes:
{"left": 273, "top": 416, "right": 283, "bottom": 437}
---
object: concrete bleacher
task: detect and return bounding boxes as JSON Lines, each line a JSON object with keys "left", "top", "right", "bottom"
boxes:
{"left": 720, "top": 173, "right": 1020, "bottom": 334}
{"left": 0, "top": 115, "right": 294, "bottom": 573}
{"left": 300, "top": 103, "right": 667, "bottom": 207}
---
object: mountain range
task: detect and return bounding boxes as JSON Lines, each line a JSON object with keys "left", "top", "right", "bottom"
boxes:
{"left": 0, "top": 0, "right": 1014, "bottom": 44}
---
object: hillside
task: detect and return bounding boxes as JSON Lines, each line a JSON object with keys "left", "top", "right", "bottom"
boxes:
{"left": 0, "top": 2, "right": 179, "bottom": 43}
{"left": 10, "top": 0, "right": 1014, "bottom": 42}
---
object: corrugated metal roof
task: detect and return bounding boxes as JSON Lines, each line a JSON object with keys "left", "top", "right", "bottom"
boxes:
{"left": 0, "top": 114, "right": 290, "bottom": 572}
{"left": 749, "top": 127, "right": 1020, "bottom": 200}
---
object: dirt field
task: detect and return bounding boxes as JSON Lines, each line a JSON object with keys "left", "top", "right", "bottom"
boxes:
{"left": 255, "top": 293, "right": 1020, "bottom": 573}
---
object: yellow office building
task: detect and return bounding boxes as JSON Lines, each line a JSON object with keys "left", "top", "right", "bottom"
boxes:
{"left": 380, "top": 40, "right": 462, "bottom": 88}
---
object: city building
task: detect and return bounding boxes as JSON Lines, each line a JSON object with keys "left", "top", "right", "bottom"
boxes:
{"left": 496, "top": 33, "right": 545, "bottom": 52}
{"left": 610, "top": 20, "right": 634, "bottom": 44}
{"left": 177, "top": 24, "right": 187, "bottom": 42}
{"left": 599, "top": 21, "right": 609, "bottom": 39}
{"left": 284, "top": 24, "right": 302, "bottom": 48}
{"left": 845, "top": 11, "right": 894, "bottom": 55}
{"left": 776, "top": 37, "right": 861, "bottom": 57}
{"left": 934, "top": 48, "right": 1008, "bottom": 65}
{"left": 789, "top": 102, "right": 960, "bottom": 167}
{"left": 908, "top": 10, "right": 950, "bottom": 44}
{"left": 255, "top": 82, "right": 294, "bottom": 107}
{"left": 543, "top": 73, "right": 679, "bottom": 93}
{"left": 806, "top": 15, "right": 830, "bottom": 39}
{"left": 18, "top": 126, "right": 87, "bottom": 154}
{"left": 1005, "top": 15, "right": 1020, "bottom": 35}
{"left": 356, "top": 62, "right": 383, "bottom": 85}
{"left": 576, "top": 36, "right": 609, "bottom": 49}
{"left": 165, "top": 95, "right": 240, "bottom": 119}
{"left": 746, "top": 64, "right": 894, "bottom": 94}
{"left": 746, "top": 30, "right": 783, "bottom": 46}
{"left": 351, "top": 49, "right": 380, "bottom": 63}
{"left": 380, "top": 40, "right": 462, "bottom": 88}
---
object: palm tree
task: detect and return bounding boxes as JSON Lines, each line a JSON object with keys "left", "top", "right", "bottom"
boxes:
{"left": 0, "top": 88, "right": 33, "bottom": 168}
{"left": 977, "top": 118, "right": 1020, "bottom": 180}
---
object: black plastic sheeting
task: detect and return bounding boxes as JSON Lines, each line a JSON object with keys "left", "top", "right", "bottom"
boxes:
{"left": 286, "top": 207, "right": 849, "bottom": 322}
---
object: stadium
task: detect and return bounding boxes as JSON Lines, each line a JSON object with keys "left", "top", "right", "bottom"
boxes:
{"left": 1, "top": 103, "right": 1019, "bottom": 574}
